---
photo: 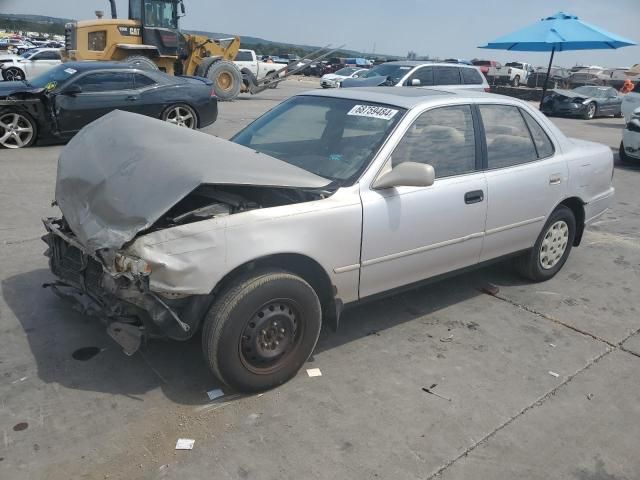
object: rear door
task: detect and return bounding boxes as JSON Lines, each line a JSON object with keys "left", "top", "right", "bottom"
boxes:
{"left": 478, "top": 104, "right": 567, "bottom": 262}
{"left": 55, "top": 71, "right": 136, "bottom": 135}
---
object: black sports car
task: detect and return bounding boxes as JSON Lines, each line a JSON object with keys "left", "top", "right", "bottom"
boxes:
{"left": 541, "top": 86, "right": 623, "bottom": 120}
{"left": 0, "top": 62, "right": 218, "bottom": 149}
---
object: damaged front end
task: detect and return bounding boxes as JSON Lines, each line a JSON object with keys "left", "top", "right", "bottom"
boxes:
{"left": 42, "top": 217, "right": 213, "bottom": 355}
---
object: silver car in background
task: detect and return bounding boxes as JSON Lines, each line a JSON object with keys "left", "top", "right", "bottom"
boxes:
{"left": 43, "top": 87, "right": 614, "bottom": 392}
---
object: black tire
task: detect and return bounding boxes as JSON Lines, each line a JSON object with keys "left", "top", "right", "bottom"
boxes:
{"left": 161, "top": 103, "right": 198, "bottom": 129}
{"left": 614, "top": 111, "right": 623, "bottom": 119}
{"left": 515, "top": 205, "right": 576, "bottom": 282}
{"left": 124, "top": 55, "right": 159, "bottom": 70}
{"left": 204, "top": 60, "right": 242, "bottom": 101}
{"left": 0, "top": 108, "right": 38, "bottom": 149}
{"left": 511, "top": 75, "right": 520, "bottom": 87}
{"left": 265, "top": 71, "right": 278, "bottom": 89}
{"left": 2, "top": 67, "right": 25, "bottom": 81}
{"left": 583, "top": 102, "right": 597, "bottom": 120}
{"left": 202, "top": 270, "right": 322, "bottom": 392}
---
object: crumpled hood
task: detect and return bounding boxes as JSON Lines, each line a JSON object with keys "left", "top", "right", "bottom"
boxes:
{"left": 550, "top": 89, "right": 592, "bottom": 100}
{"left": 340, "top": 75, "right": 388, "bottom": 88}
{"left": 0, "top": 80, "right": 39, "bottom": 98}
{"left": 55, "top": 110, "right": 330, "bottom": 253}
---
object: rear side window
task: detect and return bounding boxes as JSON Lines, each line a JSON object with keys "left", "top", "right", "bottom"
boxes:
{"left": 433, "top": 66, "right": 461, "bottom": 85}
{"left": 480, "top": 105, "right": 538, "bottom": 169}
{"left": 75, "top": 72, "right": 135, "bottom": 92}
{"left": 134, "top": 73, "right": 156, "bottom": 88}
{"left": 33, "top": 51, "right": 61, "bottom": 60}
{"left": 461, "top": 68, "right": 483, "bottom": 85}
{"left": 235, "top": 51, "right": 253, "bottom": 62}
{"left": 392, "top": 105, "right": 476, "bottom": 178}
{"left": 521, "top": 110, "right": 554, "bottom": 158}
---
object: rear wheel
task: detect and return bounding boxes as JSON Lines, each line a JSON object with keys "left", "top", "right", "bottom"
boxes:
{"left": 515, "top": 206, "right": 576, "bottom": 282}
{"left": 2, "top": 67, "right": 25, "bottom": 81}
{"left": 583, "top": 102, "right": 597, "bottom": 120}
{"left": 162, "top": 104, "right": 198, "bottom": 129}
{"left": 204, "top": 60, "right": 242, "bottom": 101}
{"left": 0, "top": 109, "right": 37, "bottom": 149}
{"left": 202, "top": 270, "right": 322, "bottom": 392}
{"left": 124, "top": 55, "right": 158, "bottom": 70}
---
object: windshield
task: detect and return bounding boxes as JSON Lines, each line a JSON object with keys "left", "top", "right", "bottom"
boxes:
{"left": 334, "top": 67, "right": 359, "bottom": 76}
{"left": 29, "top": 64, "right": 78, "bottom": 89}
{"left": 573, "top": 86, "right": 608, "bottom": 97}
{"left": 362, "top": 64, "right": 413, "bottom": 83}
{"left": 232, "top": 96, "right": 406, "bottom": 184}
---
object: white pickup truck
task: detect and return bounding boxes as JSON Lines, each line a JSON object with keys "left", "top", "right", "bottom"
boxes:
{"left": 487, "top": 61, "right": 534, "bottom": 87}
{"left": 234, "top": 49, "right": 283, "bottom": 82}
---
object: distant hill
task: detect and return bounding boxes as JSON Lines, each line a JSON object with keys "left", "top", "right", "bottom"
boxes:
{"left": 0, "top": 13, "right": 394, "bottom": 59}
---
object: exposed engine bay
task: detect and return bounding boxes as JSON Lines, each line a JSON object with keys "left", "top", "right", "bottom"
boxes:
{"left": 150, "top": 184, "right": 332, "bottom": 231}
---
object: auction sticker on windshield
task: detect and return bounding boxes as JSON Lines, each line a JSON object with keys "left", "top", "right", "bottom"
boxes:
{"left": 347, "top": 105, "right": 398, "bottom": 120}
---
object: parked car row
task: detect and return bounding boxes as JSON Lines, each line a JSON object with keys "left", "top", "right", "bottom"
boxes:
{"left": 0, "top": 62, "right": 218, "bottom": 148}
{"left": 541, "top": 86, "right": 623, "bottom": 120}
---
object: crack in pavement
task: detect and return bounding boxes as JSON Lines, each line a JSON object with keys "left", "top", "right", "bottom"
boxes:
{"left": 426, "top": 293, "right": 640, "bottom": 479}
{"left": 426, "top": 347, "right": 613, "bottom": 480}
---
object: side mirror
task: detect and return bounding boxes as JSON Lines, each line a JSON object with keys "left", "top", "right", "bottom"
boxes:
{"left": 410, "top": 78, "right": 421, "bottom": 86}
{"left": 373, "top": 162, "right": 435, "bottom": 189}
{"left": 63, "top": 84, "right": 82, "bottom": 95}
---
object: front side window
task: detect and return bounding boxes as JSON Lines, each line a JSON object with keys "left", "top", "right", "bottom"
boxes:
{"left": 75, "top": 72, "right": 135, "bottom": 93}
{"left": 33, "top": 51, "right": 61, "bottom": 60}
{"left": 407, "top": 67, "right": 433, "bottom": 86}
{"left": 434, "top": 66, "right": 461, "bottom": 85}
{"left": 88, "top": 31, "right": 107, "bottom": 51}
{"left": 232, "top": 96, "right": 406, "bottom": 184}
{"left": 391, "top": 105, "right": 476, "bottom": 178}
{"left": 362, "top": 64, "right": 413, "bottom": 84}
{"left": 480, "top": 105, "right": 538, "bottom": 169}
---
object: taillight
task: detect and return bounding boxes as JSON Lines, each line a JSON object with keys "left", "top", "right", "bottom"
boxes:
{"left": 484, "top": 87, "right": 491, "bottom": 93}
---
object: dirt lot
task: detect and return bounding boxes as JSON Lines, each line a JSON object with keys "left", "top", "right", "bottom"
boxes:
{"left": 1, "top": 78, "right": 639, "bottom": 480}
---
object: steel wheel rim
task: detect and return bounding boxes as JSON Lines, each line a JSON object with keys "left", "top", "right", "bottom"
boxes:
{"left": 165, "top": 106, "right": 195, "bottom": 128}
{"left": 5, "top": 68, "right": 23, "bottom": 81}
{"left": 0, "top": 112, "right": 34, "bottom": 149}
{"left": 539, "top": 220, "right": 569, "bottom": 270}
{"left": 217, "top": 71, "right": 232, "bottom": 91}
{"left": 239, "top": 299, "right": 303, "bottom": 375}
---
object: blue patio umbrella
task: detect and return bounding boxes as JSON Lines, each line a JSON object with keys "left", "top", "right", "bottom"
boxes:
{"left": 479, "top": 12, "right": 637, "bottom": 107}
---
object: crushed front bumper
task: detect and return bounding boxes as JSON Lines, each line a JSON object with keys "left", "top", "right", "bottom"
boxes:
{"left": 42, "top": 218, "right": 212, "bottom": 352}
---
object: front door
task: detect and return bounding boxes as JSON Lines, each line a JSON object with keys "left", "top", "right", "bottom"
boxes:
{"left": 359, "top": 104, "right": 487, "bottom": 298}
{"left": 54, "top": 71, "right": 137, "bottom": 135}
{"left": 477, "top": 104, "right": 568, "bottom": 262}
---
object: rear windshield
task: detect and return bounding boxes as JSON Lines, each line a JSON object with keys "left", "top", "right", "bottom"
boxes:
{"left": 232, "top": 96, "right": 406, "bottom": 185}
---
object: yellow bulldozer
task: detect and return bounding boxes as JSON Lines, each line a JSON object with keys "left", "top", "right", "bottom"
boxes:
{"left": 63, "top": 0, "right": 312, "bottom": 100}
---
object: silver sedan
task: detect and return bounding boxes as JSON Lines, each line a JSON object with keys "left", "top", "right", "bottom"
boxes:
{"left": 44, "top": 87, "right": 615, "bottom": 392}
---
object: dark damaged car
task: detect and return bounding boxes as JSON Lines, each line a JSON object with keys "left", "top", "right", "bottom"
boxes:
{"left": 541, "top": 86, "right": 623, "bottom": 120}
{"left": 0, "top": 62, "right": 217, "bottom": 149}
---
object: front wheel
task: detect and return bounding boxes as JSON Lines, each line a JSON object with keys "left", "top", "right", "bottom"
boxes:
{"left": 0, "top": 109, "right": 37, "bottom": 149}
{"left": 2, "top": 67, "right": 25, "bottom": 81}
{"left": 162, "top": 104, "right": 198, "bottom": 129}
{"left": 204, "top": 60, "right": 242, "bottom": 101}
{"left": 511, "top": 75, "right": 520, "bottom": 87}
{"left": 202, "top": 270, "right": 322, "bottom": 392}
{"left": 515, "top": 205, "right": 576, "bottom": 282}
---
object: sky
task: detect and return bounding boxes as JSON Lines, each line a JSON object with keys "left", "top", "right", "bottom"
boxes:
{"left": 2, "top": 0, "right": 639, "bottom": 67}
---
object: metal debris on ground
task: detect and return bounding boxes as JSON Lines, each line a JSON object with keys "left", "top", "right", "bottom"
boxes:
{"left": 549, "top": 343, "right": 556, "bottom": 348}
{"left": 440, "top": 335, "right": 454, "bottom": 343}
{"left": 175, "top": 438, "right": 195, "bottom": 450}
{"left": 587, "top": 393, "right": 594, "bottom": 400}
{"left": 549, "top": 371, "right": 560, "bottom": 378}
{"left": 480, "top": 284, "right": 500, "bottom": 296}
{"left": 422, "top": 384, "right": 452, "bottom": 402}
{"left": 206, "top": 388, "right": 225, "bottom": 401}
{"left": 306, "top": 368, "right": 322, "bottom": 377}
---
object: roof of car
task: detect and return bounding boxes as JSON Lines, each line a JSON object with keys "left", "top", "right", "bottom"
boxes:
{"left": 298, "top": 86, "right": 500, "bottom": 109}
{"left": 383, "top": 60, "right": 479, "bottom": 69}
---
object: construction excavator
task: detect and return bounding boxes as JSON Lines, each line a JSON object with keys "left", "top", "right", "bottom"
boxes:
{"left": 63, "top": 0, "right": 340, "bottom": 101}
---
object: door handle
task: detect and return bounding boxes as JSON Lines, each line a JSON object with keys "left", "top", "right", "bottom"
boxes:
{"left": 125, "top": 95, "right": 139, "bottom": 101}
{"left": 549, "top": 175, "right": 562, "bottom": 185}
{"left": 464, "top": 190, "right": 484, "bottom": 204}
